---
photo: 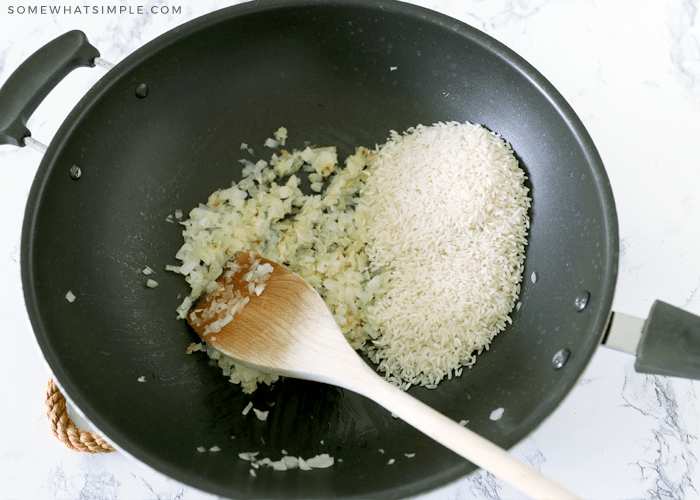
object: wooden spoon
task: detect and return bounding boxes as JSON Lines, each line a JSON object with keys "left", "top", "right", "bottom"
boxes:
{"left": 187, "top": 251, "right": 579, "bottom": 500}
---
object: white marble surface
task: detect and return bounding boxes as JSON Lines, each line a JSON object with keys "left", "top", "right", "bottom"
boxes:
{"left": 1, "top": 1, "right": 699, "bottom": 499}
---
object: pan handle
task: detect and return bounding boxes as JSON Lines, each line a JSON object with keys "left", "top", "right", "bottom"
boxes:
{"left": 634, "top": 300, "right": 700, "bottom": 378}
{"left": 604, "top": 300, "right": 700, "bottom": 379}
{"left": 0, "top": 30, "right": 100, "bottom": 148}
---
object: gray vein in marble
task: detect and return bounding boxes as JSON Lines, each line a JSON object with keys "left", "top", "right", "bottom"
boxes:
{"left": 424, "top": 0, "right": 555, "bottom": 35}
{"left": 0, "top": 23, "right": 49, "bottom": 81}
{"left": 68, "top": 2, "right": 200, "bottom": 63}
{"left": 136, "top": 474, "right": 186, "bottom": 500}
{"left": 48, "top": 463, "right": 120, "bottom": 500}
{"left": 682, "top": 278, "right": 700, "bottom": 308}
{"left": 464, "top": 470, "right": 503, "bottom": 500}
{"left": 618, "top": 237, "right": 648, "bottom": 281}
{"left": 619, "top": 238, "right": 629, "bottom": 259}
{"left": 576, "top": 376, "right": 596, "bottom": 387}
{"left": 493, "top": 0, "right": 551, "bottom": 26}
{"left": 79, "top": 471, "right": 120, "bottom": 500}
{"left": 522, "top": 444, "right": 546, "bottom": 472}
{"left": 668, "top": 0, "right": 700, "bottom": 101}
{"left": 621, "top": 367, "right": 698, "bottom": 499}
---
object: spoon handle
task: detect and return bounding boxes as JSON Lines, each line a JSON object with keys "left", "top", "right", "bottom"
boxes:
{"left": 344, "top": 363, "right": 580, "bottom": 500}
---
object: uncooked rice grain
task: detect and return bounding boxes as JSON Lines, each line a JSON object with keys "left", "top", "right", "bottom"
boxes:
{"left": 357, "top": 121, "right": 530, "bottom": 389}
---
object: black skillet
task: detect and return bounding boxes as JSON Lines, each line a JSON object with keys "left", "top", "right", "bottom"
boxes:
{"left": 2, "top": 1, "right": 698, "bottom": 498}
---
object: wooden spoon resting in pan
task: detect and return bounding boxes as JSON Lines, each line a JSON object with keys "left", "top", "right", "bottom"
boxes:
{"left": 187, "top": 251, "right": 579, "bottom": 500}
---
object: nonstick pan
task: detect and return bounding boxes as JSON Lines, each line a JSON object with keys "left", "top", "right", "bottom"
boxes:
{"left": 0, "top": 0, "right": 672, "bottom": 498}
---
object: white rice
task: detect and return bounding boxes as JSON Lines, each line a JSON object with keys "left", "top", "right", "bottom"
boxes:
{"left": 242, "top": 401, "right": 254, "bottom": 416}
{"left": 170, "top": 122, "right": 529, "bottom": 392}
{"left": 358, "top": 121, "right": 530, "bottom": 389}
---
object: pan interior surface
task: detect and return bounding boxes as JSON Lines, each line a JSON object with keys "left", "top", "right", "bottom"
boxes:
{"left": 21, "top": 1, "right": 618, "bottom": 498}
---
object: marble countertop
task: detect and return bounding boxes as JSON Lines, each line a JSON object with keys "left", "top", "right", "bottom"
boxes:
{"left": 1, "top": 1, "right": 699, "bottom": 499}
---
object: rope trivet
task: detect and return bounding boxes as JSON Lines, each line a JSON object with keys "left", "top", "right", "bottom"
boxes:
{"left": 46, "top": 378, "right": 115, "bottom": 453}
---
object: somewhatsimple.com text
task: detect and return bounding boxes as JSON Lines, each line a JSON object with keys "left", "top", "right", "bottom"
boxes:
{"left": 7, "top": 5, "right": 182, "bottom": 15}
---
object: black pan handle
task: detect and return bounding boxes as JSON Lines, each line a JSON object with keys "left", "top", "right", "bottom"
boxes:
{"left": 0, "top": 30, "right": 100, "bottom": 147}
{"left": 634, "top": 300, "right": 700, "bottom": 379}
{"left": 604, "top": 300, "right": 700, "bottom": 379}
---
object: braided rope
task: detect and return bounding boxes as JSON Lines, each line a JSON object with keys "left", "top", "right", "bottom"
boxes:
{"left": 45, "top": 378, "right": 115, "bottom": 453}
